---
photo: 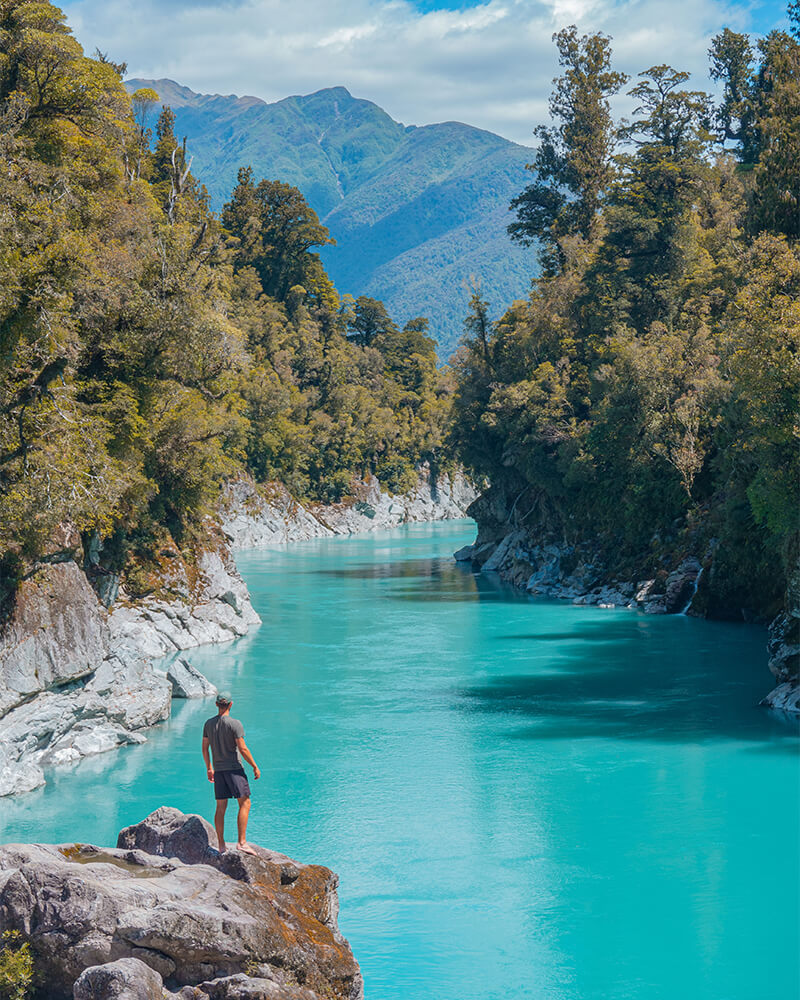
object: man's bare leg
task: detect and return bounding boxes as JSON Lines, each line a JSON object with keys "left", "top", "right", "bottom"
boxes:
{"left": 236, "top": 796, "right": 257, "bottom": 854}
{"left": 215, "top": 799, "right": 228, "bottom": 853}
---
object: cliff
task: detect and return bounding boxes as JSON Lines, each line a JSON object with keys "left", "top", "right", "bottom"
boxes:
{"left": 220, "top": 467, "right": 476, "bottom": 549}
{"left": 0, "top": 528, "right": 260, "bottom": 797}
{"left": 458, "top": 484, "right": 800, "bottom": 712}
{"left": 0, "top": 807, "right": 362, "bottom": 1000}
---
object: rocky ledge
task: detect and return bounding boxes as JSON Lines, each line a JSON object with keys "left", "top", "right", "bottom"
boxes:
{"left": 220, "top": 466, "right": 476, "bottom": 549}
{"left": 0, "top": 531, "right": 259, "bottom": 798}
{"left": 0, "top": 807, "right": 363, "bottom": 1000}
{"left": 760, "top": 565, "right": 800, "bottom": 712}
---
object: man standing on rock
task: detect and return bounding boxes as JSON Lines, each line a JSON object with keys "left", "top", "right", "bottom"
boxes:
{"left": 202, "top": 691, "right": 260, "bottom": 854}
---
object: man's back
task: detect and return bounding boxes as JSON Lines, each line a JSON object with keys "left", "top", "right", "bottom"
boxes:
{"left": 203, "top": 714, "right": 244, "bottom": 771}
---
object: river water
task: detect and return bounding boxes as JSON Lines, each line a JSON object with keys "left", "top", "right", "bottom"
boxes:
{"left": 2, "top": 521, "right": 798, "bottom": 999}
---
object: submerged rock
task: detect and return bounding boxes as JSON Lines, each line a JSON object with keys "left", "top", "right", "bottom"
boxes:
{"left": 0, "top": 809, "right": 362, "bottom": 1000}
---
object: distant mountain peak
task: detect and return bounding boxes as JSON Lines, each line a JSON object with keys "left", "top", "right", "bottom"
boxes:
{"left": 121, "top": 78, "right": 536, "bottom": 355}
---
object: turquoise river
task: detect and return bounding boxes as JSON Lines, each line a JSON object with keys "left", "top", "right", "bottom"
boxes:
{"left": 2, "top": 521, "right": 799, "bottom": 999}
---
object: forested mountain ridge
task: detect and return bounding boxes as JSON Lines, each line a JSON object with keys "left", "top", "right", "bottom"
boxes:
{"left": 123, "top": 78, "right": 538, "bottom": 355}
{"left": 452, "top": 21, "right": 800, "bottom": 704}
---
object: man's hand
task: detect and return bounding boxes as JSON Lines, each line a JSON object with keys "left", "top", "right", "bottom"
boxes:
{"left": 253, "top": 766, "right": 261, "bottom": 780}
{"left": 207, "top": 767, "right": 215, "bottom": 783}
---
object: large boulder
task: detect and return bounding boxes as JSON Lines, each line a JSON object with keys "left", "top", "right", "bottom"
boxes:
{"left": 0, "top": 810, "right": 362, "bottom": 1000}
{"left": 73, "top": 957, "right": 164, "bottom": 1000}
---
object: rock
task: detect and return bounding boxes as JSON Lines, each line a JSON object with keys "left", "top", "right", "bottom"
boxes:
{"left": 191, "top": 973, "right": 319, "bottom": 999}
{"left": 0, "top": 561, "right": 109, "bottom": 718}
{"left": 0, "top": 653, "right": 171, "bottom": 797}
{"left": 760, "top": 681, "right": 800, "bottom": 713}
{"left": 167, "top": 658, "right": 217, "bottom": 699}
{"left": 116, "top": 807, "right": 219, "bottom": 865}
{"left": 107, "top": 545, "right": 261, "bottom": 662}
{"left": 73, "top": 958, "right": 164, "bottom": 1000}
{"left": 0, "top": 810, "right": 362, "bottom": 1000}
{"left": 664, "top": 558, "right": 703, "bottom": 614}
{"left": 220, "top": 467, "right": 477, "bottom": 550}
{"left": 453, "top": 544, "right": 474, "bottom": 562}
{"left": 763, "top": 567, "right": 800, "bottom": 713}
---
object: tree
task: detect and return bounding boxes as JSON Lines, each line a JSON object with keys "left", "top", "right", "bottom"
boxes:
{"left": 509, "top": 26, "right": 627, "bottom": 272}
{"left": 747, "top": 28, "right": 800, "bottom": 238}
{"left": 222, "top": 171, "right": 334, "bottom": 302}
{"left": 709, "top": 29, "right": 756, "bottom": 152}
{"left": 127, "top": 86, "right": 159, "bottom": 181}
{"left": 346, "top": 296, "right": 395, "bottom": 347}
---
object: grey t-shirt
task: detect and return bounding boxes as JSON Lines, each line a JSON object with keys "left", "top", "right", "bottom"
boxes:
{"left": 203, "top": 714, "right": 244, "bottom": 771}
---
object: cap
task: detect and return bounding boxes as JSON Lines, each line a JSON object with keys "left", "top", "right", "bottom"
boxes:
{"left": 215, "top": 690, "right": 233, "bottom": 705}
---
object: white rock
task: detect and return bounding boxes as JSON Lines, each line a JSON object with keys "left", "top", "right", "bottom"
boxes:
{"left": 167, "top": 658, "right": 217, "bottom": 699}
{"left": 761, "top": 681, "right": 800, "bottom": 713}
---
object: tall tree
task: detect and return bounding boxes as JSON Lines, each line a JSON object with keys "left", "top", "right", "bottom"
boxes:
{"left": 709, "top": 28, "right": 756, "bottom": 154}
{"left": 346, "top": 296, "right": 395, "bottom": 347}
{"left": 509, "top": 26, "right": 627, "bottom": 273}
{"left": 223, "top": 172, "right": 334, "bottom": 302}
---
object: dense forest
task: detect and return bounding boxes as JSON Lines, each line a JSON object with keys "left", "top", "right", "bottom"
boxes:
{"left": 453, "top": 13, "right": 800, "bottom": 620}
{"left": 0, "top": 1, "right": 452, "bottom": 598}
{"left": 1, "top": 0, "right": 798, "bottom": 626}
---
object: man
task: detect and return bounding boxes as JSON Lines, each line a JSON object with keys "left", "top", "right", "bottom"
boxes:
{"left": 202, "top": 691, "right": 260, "bottom": 855}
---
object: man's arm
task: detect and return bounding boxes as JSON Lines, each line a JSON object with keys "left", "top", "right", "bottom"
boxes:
{"left": 202, "top": 736, "right": 214, "bottom": 782}
{"left": 236, "top": 738, "right": 260, "bottom": 780}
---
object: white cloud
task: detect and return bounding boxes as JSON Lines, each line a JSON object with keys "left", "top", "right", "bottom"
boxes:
{"left": 63, "top": 0, "right": 756, "bottom": 146}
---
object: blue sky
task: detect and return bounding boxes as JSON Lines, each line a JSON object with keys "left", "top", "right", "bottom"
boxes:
{"left": 61, "top": 0, "right": 792, "bottom": 145}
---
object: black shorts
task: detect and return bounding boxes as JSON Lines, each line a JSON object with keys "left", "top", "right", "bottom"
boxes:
{"left": 214, "top": 768, "right": 251, "bottom": 800}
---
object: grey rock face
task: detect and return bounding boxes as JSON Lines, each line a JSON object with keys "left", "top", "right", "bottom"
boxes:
{"left": 0, "top": 562, "right": 109, "bottom": 718}
{"left": 220, "top": 467, "right": 477, "bottom": 549}
{"left": 1, "top": 528, "right": 261, "bottom": 796}
{"left": 74, "top": 957, "right": 164, "bottom": 1000}
{"left": 167, "top": 658, "right": 217, "bottom": 699}
{"left": 0, "top": 653, "right": 170, "bottom": 797}
{"left": 0, "top": 810, "right": 362, "bottom": 1000}
{"left": 762, "top": 562, "right": 800, "bottom": 713}
{"left": 108, "top": 547, "right": 261, "bottom": 661}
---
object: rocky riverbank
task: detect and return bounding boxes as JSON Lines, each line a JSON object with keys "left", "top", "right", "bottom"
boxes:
{"left": 220, "top": 467, "right": 476, "bottom": 549}
{"left": 458, "top": 486, "right": 800, "bottom": 713}
{"left": 0, "top": 468, "right": 476, "bottom": 797}
{"left": 0, "top": 807, "right": 362, "bottom": 1000}
{"left": 0, "top": 528, "right": 260, "bottom": 798}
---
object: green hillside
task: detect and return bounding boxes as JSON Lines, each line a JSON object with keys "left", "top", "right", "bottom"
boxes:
{"left": 124, "top": 79, "right": 537, "bottom": 355}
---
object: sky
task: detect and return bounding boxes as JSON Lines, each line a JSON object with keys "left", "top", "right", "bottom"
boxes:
{"left": 61, "top": 0, "right": 790, "bottom": 146}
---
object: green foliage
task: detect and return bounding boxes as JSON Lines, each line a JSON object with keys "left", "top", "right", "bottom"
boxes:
{"left": 0, "top": 932, "right": 33, "bottom": 1000}
{"left": 223, "top": 167, "right": 335, "bottom": 303}
{"left": 0, "top": 2, "right": 454, "bottom": 575}
{"left": 454, "top": 17, "right": 799, "bottom": 617}
{"left": 509, "top": 26, "right": 627, "bottom": 272}
{"left": 347, "top": 296, "right": 396, "bottom": 347}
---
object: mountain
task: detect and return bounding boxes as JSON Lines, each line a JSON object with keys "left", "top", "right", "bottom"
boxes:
{"left": 125, "top": 79, "right": 538, "bottom": 355}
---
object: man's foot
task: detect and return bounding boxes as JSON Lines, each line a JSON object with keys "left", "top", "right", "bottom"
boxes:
{"left": 218, "top": 841, "right": 227, "bottom": 854}
{"left": 237, "top": 841, "right": 258, "bottom": 856}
